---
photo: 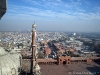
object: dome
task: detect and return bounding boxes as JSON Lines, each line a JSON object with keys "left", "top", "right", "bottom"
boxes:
{"left": 32, "top": 23, "right": 36, "bottom": 28}
{"left": 0, "top": 47, "right": 7, "bottom": 56}
{"left": 0, "top": 51, "right": 21, "bottom": 75}
{"left": 35, "top": 63, "right": 41, "bottom": 71}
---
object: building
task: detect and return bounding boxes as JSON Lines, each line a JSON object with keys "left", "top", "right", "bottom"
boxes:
{"left": 21, "top": 23, "right": 41, "bottom": 75}
{"left": 0, "top": 47, "right": 21, "bottom": 75}
{"left": 44, "top": 44, "right": 51, "bottom": 58}
{"left": 20, "top": 24, "right": 100, "bottom": 75}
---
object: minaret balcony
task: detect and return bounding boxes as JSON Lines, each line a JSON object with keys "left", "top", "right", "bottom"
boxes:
{"left": 32, "top": 45, "right": 37, "bottom": 47}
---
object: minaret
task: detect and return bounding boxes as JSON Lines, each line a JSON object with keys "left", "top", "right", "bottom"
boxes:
{"left": 31, "top": 22, "right": 41, "bottom": 75}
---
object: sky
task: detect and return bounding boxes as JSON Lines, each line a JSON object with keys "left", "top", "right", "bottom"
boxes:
{"left": 0, "top": 0, "right": 100, "bottom": 32}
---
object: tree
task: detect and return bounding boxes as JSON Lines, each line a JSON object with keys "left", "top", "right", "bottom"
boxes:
{"left": 38, "top": 51, "right": 44, "bottom": 59}
{"left": 68, "top": 51, "right": 80, "bottom": 57}
{"left": 47, "top": 41, "right": 52, "bottom": 47}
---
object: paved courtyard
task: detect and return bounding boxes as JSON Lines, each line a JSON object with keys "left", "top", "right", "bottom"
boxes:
{"left": 40, "top": 62, "right": 100, "bottom": 75}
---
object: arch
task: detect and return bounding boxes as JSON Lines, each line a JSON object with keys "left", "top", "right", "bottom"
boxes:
{"left": 68, "top": 62, "right": 70, "bottom": 64}
{"left": 63, "top": 60, "right": 67, "bottom": 65}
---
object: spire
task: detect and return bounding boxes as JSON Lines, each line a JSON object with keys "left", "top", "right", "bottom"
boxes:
{"left": 32, "top": 22, "right": 36, "bottom": 31}
{"left": 31, "top": 22, "right": 41, "bottom": 75}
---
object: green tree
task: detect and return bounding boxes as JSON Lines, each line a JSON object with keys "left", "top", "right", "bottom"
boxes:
{"left": 38, "top": 51, "right": 44, "bottom": 59}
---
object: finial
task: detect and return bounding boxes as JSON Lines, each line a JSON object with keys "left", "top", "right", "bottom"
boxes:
{"left": 32, "top": 22, "right": 36, "bottom": 28}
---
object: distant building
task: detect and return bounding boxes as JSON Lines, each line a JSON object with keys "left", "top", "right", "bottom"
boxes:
{"left": 44, "top": 44, "right": 51, "bottom": 58}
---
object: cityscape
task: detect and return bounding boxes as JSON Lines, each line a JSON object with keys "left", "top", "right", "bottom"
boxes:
{"left": 0, "top": 0, "right": 100, "bottom": 75}
{"left": 0, "top": 26, "right": 100, "bottom": 75}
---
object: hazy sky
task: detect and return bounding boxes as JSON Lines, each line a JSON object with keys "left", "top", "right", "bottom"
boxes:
{"left": 0, "top": 0, "right": 100, "bottom": 32}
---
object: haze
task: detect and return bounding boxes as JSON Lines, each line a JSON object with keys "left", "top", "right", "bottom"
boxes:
{"left": 0, "top": 0, "right": 100, "bottom": 32}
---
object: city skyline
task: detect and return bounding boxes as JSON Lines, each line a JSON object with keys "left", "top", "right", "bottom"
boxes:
{"left": 0, "top": 0, "right": 100, "bottom": 32}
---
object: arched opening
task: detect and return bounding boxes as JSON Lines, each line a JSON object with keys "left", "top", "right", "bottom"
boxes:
{"left": 68, "top": 62, "right": 70, "bottom": 64}
{"left": 63, "top": 60, "right": 67, "bottom": 65}
{"left": 68, "top": 59, "right": 70, "bottom": 61}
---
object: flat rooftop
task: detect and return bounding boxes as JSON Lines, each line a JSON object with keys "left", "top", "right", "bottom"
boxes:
{"left": 40, "top": 62, "right": 100, "bottom": 75}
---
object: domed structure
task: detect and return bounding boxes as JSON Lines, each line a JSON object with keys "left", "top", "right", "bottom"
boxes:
{"left": 34, "top": 63, "right": 41, "bottom": 75}
{"left": 0, "top": 47, "right": 21, "bottom": 75}
{"left": 35, "top": 63, "right": 41, "bottom": 71}
{"left": 32, "top": 22, "right": 36, "bottom": 28}
{"left": 0, "top": 47, "right": 7, "bottom": 55}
